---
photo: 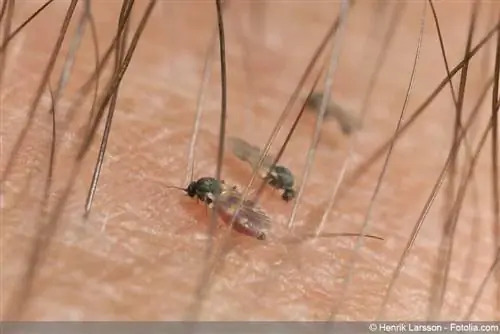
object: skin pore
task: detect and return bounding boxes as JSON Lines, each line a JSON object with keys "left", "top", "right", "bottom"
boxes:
{"left": 1, "top": 1, "right": 498, "bottom": 321}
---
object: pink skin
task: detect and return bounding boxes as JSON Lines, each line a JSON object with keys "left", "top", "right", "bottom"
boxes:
{"left": 1, "top": 1, "right": 498, "bottom": 321}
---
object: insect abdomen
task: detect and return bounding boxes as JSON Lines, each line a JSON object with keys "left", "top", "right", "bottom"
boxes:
{"left": 214, "top": 189, "right": 268, "bottom": 240}
{"left": 216, "top": 209, "right": 266, "bottom": 240}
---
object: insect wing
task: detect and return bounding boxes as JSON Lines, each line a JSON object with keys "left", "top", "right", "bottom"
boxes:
{"left": 227, "top": 137, "right": 275, "bottom": 175}
{"left": 214, "top": 189, "right": 271, "bottom": 239}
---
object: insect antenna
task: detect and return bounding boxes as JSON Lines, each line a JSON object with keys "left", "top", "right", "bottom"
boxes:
{"left": 164, "top": 185, "right": 188, "bottom": 192}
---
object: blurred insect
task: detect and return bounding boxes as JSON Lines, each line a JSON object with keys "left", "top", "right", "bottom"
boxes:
{"left": 226, "top": 137, "right": 296, "bottom": 202}
{"left": 167, "top": 177, "right": 271, "bottom": 240}
{"left": 306, "top": 92, "right": 362, "bottom": 135}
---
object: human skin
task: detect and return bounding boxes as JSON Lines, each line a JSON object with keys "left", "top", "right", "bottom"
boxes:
{"left": 0, "top": 0, "right": 498, "bottom": 321}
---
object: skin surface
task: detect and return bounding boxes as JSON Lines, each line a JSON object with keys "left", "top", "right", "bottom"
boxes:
{"left": 0, "top": 1, "right": 498, "bottom": 321}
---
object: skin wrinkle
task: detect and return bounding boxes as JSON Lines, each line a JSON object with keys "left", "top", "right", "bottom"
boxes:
{"left": 0, "top": 1, "right": 497, "bottom": 321}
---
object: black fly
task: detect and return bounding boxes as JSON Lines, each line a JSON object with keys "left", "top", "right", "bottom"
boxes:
{"left": 168, "top": 177, "right": 271, "bottom": 240}
{"left": 227, "top": 137, "right": 296, "bottom": 202}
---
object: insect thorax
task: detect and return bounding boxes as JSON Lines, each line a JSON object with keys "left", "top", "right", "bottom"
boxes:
{"left": 188, "top": 177, "right": 223, "bottom": 204}
{"left": 269, "top": 165, "right": 294, "bottom": 188}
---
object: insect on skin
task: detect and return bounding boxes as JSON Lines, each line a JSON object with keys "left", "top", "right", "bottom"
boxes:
{"left": 226, "top": 137, "right": 296, "bottom": 202}
{"left": 168, "top": 177, "right": 271, "bottom": 240}
{"left": 305, "top": 92, "right": 362, "bottom": 135}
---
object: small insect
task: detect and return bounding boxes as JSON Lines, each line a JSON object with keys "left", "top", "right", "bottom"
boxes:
{"left": 306, "top": 92, "right": 362, "bottom": 135}
{"left": 226, "top": 137, "right": 296, "bottom": 202}
{"left": 168, "top": 177, "right": 271, "bottom": 240}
